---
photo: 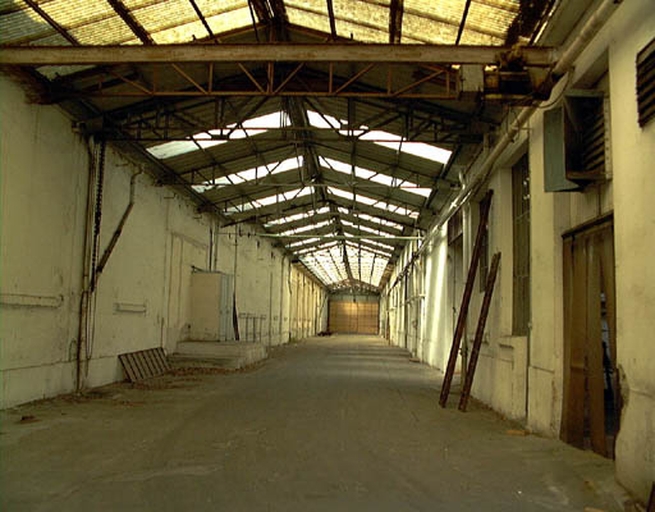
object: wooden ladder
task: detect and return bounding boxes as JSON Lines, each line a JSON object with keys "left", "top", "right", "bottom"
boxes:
{"left": 439, "top": 189, "right": 493, "bottom": 408}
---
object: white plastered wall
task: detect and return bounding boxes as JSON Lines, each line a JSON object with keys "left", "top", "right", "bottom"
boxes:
{"left": 459, "top": 0, "right": 654, "bottom": 499}
{"left": 604, "top": 0, "right": 655, "bottom": 499}
{"left": 381, "top": 0, "right": 654, "bottom": 501}
{"left": 0, "top": 75, "right": 327, "bottom": 408}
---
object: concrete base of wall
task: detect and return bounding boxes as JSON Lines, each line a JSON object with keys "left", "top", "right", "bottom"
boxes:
{"left": 173, "top": 341, "right": 268, "bottom": 369}
{"left": 0, "top": 362, "right": 75, "bottom": 409}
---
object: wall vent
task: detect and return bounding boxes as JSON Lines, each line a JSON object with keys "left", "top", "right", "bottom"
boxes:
{"left": 544, "top": 90, "right": 610, "bottom": 192}
{"left": 637, "top": 38, "right": 655, "bottom": 128}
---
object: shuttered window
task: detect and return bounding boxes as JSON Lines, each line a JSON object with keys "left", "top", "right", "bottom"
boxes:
{"left": 512, "top": 154, "right": 530, "bottom": 336}
{"left": 637, "top": 38, "right": 655, "bottom": 127}
{"left": 448, "top": 209, "right": 463, "bottom": 244}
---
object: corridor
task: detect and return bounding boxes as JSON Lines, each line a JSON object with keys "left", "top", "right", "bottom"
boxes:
{"left": 0, "top": 336, "right": 626, "bottom": 511}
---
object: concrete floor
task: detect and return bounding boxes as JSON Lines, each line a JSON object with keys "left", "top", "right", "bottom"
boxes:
{"left": 1, "top": 335, "right": 629, "bottom": 511}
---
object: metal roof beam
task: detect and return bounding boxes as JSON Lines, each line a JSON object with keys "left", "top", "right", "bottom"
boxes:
{"left": 455, "top": 0, "right": 473, "bottom": 45}
{"left": 321, "top": 169, "right": 429, "bottom": 211}
{"left": 329, "top": 196, "right": 421, "bottom": 230}
{"left": 0, "top": 44, "right": 557, "bottom": 66}
{"left": 279, "top": 223, "right": 337, "bottom": 242}
{"left": 389, "top": 0, "right": 404, "bottom": 44}
{"left": 188, "top": 0, "right": 219, "bottom": 42}
{"left": 250, "top": 201, "right": 334, "bottom": 226}
{"left": 326, "top": 0, "right": 338, "bottom": 40}
{"left": 336, "top": 212, "right": 403, "bottom": 236}
{"left": 314, "top": 141, "right": 445, "bottom": 187}
{"left": 266, "top": 211, "right": 334, "bottom": 233}
{"left": 340, "top": 225, "right": 402, "bottom": 247}
{"left": 248, "top": 0, "right": 272, "bottom": 23}
{"left": 202, "top": 170, "right": 305, "bottom": 203}
{"left": 22, "top": 0, "right": 79, "bottom": 46}
{"left": 223, "top": 194, "right": 319, "bottom": 225}
{"left": 290, "top": 238, "right": 338, "bottom": 254}
{"left": 106, "top": 0, "right": 154, "bottom": 45}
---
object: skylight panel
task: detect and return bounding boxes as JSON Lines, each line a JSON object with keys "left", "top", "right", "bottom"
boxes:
{"left": 320, "top": 156, "right": 374, "bottom": 179}
{"left": 343, "top": 244, "right": 389, "bottom": 287}
{"left": 225, "top": 201, "right": 255, "bottom": 214}
{"left": 270, "top": 156, "right": 304, "bottom": 174}
{"left": 362, "top": 238, "right": 396, "bottom": 252}
{"left": 296, "top": 241, "right": 339, "bottom": 256}
{"left": 361, "top": 130, "right": 452, "bottom": 164}
{"left": 278, "top": 219, "right": 332, "bottom": 237}
{"left": 243, "top": 111, "right": 290, "bottom": 130}
{"left": 147, "top": 110, "right": 288, "bottom": 160}
{"left": 265, "top": 206, "right": 330, "bottom": 226}
{"left": 345, "top": 241, "right": 391, "bottom": 259}
{"left": 147, "top": 136, "right": 226, "bottom": 159}
{"left": 341, "top": 219, "right": 390, "bottom": 237}
{"left": 287, "top": 237, "right": 320, "bottom": 249}
{"left": 224, "top": 186, "right": 313, "bottom": 214}
{"left": 191, "top": 156, "right": 304, "bottom": 193}
{"left": 309, "top": 110, "right": 451, "bottom": 165}
{"left": 320, "top": 156, "right": 432, "bottom": 198}
{"left": 256, "top": 186, "right": 312, "bottom": 207}
{"left": 337, "top": 209, "right": 404, "bottom": 231}
{"left": 300, "top": 244, "right": 348, "bottom": 285}
{"left": 307, "top": 110, "right": 342, "bottom": 129}
{"left": 327, "top": 187, "right": 419, "bottom": 218}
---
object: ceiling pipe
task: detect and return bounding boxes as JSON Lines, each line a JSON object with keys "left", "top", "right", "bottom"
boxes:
{"left": 387, "top": 0, "right": 621, "bottom": 291}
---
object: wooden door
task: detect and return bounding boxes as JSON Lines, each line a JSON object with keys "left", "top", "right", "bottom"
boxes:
{"left": 561, "top": 217, "right": 618, "bottom": 458}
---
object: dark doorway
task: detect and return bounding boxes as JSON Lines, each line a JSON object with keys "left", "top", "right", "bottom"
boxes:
{"left": 561, "top": 215, "right": 619, "bottom": 458}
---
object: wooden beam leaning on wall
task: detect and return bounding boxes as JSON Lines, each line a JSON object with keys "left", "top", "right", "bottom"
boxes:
{"left": 458, "top": 252, "right": 501, "bottom": 412}
{"left": 439, "top": 189, "right": 493, "bottom": 408}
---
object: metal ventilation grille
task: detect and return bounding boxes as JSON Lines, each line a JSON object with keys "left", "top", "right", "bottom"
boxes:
{"left": 637, "top": 38, "right": 655, "bottom": 127}
{"left": 580, "top": 99, "right": 606, "bottom": 175}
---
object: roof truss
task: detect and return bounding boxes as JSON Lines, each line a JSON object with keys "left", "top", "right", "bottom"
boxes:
{"left": 0, "top": 0, "right": 563, "bottom": 291}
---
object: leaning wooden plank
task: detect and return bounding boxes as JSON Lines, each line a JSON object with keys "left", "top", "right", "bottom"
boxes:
{"left": 118, "top": 354, "right": 138, "bottom": 382}
{"left": 126, "top": 353, "right": 143, "bottom": 381}
{"left": 150, "top": 347, "right": 165, "bottom": 372}
{"left": 155, "top": 348, "right": 171, "bottom": 371}
{"left": 150, "top": 349, "right": 165, "bottom": 374}
{"left": 128, "top": 352, "right": 145, "bottom": 381}
{"left": 119, "top": 348, "right": 171, "bottom": 382}
{"left": 459, "top": 252, "right": 501, "bottom": 412}
{"left": 132, "top": 352, "right": 148, "bottom": 380}
{"left": 140, "top": 350, "right": 158, "bottom": 376}
{"left": 439, "top": 189, "right": 493, "bottom": 408}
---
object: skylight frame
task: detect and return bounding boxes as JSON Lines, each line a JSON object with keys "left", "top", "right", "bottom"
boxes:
{"left": 319, "top": 156, "right": 433, "bottom": 198}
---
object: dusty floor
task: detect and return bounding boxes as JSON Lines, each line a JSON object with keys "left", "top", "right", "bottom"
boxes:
{"left": 0, "top": 335, "right": 629, "bottom": 511}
